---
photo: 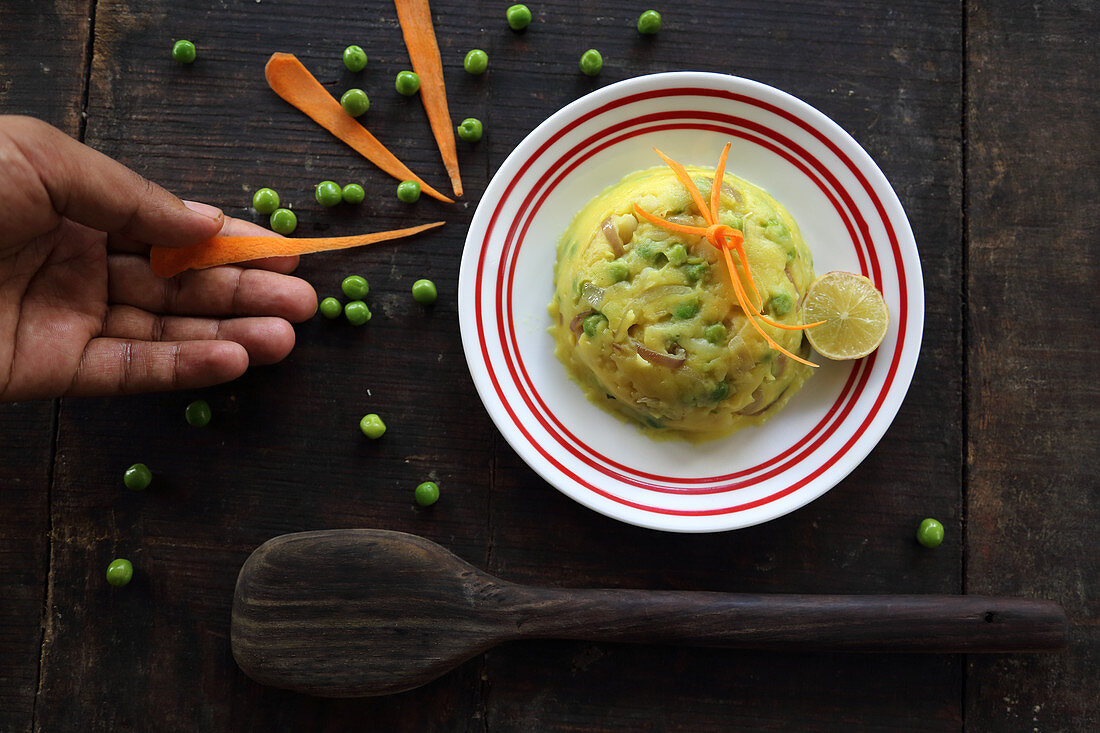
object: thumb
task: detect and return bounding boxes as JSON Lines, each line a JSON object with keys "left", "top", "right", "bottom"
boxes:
{"left": 3, "top": 116, "right": 224, "bottom": 248}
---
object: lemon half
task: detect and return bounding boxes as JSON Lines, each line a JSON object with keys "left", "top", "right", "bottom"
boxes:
{"left": 803, "top": 272, "right": 889, "bottom": 360}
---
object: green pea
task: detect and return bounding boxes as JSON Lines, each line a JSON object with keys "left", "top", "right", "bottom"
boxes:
{"left": 579, "top": 49, "right": 603, "bottom": 77}
{"left": 726, "top": 214, "right": 744, "bottom": 231}
{"left": 703, "top": 323, "right": 727, "bottom": 345}
{"left": 457, "top": 117, "right": 483, "bottom": 142}
{"left": 106, "top": 558, "right": 133, "bottom": 587}
{"left": 506, "top": 4, "right": 532, "bottom": 30}
{"left": 185, "top": 400, "right": 211, "bottom": 427}
{"left": 319, "top": 297, "right": 342, "bottom": 319}
{"left": 711, "top": 381, "right": 730, "bottom": 402}
{"left": 342, "top": 275, "right": 369, "bottom": 299}
{"left": 768, "top": 293, "right": 794, "bottom": 316}
{"left": 917, "top": 518, "right": 945, "bottom": 548}
{"left": 341, "top": 183, "right": 365, "bottom": 204}
{"left": 764, "top": 217, "right": 790, "bottom": 242}
{"left": 685, "top": 262, "right": 708, "bottom": 283}
{"left": 340, "top": 88, "right": 370, "bottom": 117}
{"left": 315, "top": 180, "right": 343, "bottom": 207}
{"left": 251, "top": 187, "right": 280, "bottom": 214}
{"left": 397, "top": 180, "right": 421, "bottom": 203}
{"left": 415, "top": 481, "right": 440, "bottom": 506}
{"left": 464, "top": 49, "right": 488, "bottom": 74}
{"left": 269, "top": 208, "right": 297, "bottom": 235}
{"left": 123, "top": 463, "right": 152, "bottom": 491}
{"left": 667, "top": 243, "right": 688, "bottom": 266}
{"left": 343, "top": 44, "right": 368, "bottom": 72}
{"left": 360, "top": 413, "right": 386, "bottom": 439}
{"left": 412, "top": 279, "right": 437, "bottom": 304}
{"left": 395, "top": 70, "right": 421, "bottom": 96}
{"left": 344, "top": 300, "right": 372, "bottom": 326}
{"left": 171, "top": 40, "right": 196, "bottom": 64}
{"left": 673, "top": 300, "right": 699, "bottom": 320}
{"left": 582, "top": 313, "right": 606, "bottom": 338}
{"left": 607, "top": 261, "right": 629, "bottom": 283}
{"left": 637, "top": 10, "right": 662, "bottom": 34}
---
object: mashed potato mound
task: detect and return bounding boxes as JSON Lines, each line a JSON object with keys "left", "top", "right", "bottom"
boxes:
{"left": 548, "top": 164, "right": 816, "bottom": 441}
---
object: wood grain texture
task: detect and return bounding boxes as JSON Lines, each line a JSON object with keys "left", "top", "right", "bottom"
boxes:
{"left": 965, "top": 0, "right": 1100, "bottom": 729}
{"left": 0, "top": 2, "right": 92, "bottom": 731}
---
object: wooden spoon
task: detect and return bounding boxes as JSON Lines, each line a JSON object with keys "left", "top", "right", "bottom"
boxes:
{"left": 230, "top": 529, "right": 1067, "bottom": 697}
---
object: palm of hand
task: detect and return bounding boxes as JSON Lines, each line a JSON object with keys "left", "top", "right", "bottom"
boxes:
{"left": 0, "top": 220, "right": 109, "bottom": 400}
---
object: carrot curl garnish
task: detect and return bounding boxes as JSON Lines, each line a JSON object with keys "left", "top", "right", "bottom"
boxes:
{"left": 150, "top": 222, "right": 444, "bottom": 278}
{"left": 395, "top": 0, "right": 463, "bottom": 197}
{"left": 264, "top": 53, "right": 452, "bottom": 203}
{"left": 633, "top": 147, "right": 823, "bottom": 367}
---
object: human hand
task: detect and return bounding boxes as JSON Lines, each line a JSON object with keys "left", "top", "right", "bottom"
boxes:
{"left": 0, "top": 116, "right": 317, "bottom": 401}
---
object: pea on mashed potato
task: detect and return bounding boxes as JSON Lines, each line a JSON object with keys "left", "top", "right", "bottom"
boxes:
{"left": 548, "top": 163, "right": 816, "bottom": 441}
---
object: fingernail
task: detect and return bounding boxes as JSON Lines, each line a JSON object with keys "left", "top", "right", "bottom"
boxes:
{"left": 183, "top": 199, "right": 224, "bottom": 221}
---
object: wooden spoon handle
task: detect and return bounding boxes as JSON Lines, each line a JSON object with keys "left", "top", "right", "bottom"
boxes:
{"left": 506, "top": 589, "right": 1067, "bottom": 653}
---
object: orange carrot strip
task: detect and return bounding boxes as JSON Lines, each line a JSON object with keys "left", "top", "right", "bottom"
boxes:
{"left": 150, "top": 222, "right": 445, "bottom": 278}
{"left": 264, "top": 53, "right": 452, "bottom": 203}
{"left": 719, "top": 244, "right": 819, "bottom": 367}
{"left": 710, "top": 142, "right": 731, "bottom": 222}
{"left": 654, "top": 147, "right": 714, "bottom": 225}
{"left": 394, "top": 0, "right": 462, "bottom": 197}
{"left": 632, "top": 204, "right": 709, "bottom": 237}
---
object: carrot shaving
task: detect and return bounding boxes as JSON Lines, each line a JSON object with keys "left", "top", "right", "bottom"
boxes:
{"left": 264, "top": 53, "right": 452, "bottom": 203}
{"left": 394, "top": 0, "right": 462, "bottom": 197}
{"left": 150, "top": 222, "right": 444, "bottom": 278}
{"left": 634, "top": 146, "right": 821, "bottom": 367}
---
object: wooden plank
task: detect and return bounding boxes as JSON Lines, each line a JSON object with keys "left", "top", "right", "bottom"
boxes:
{"left": 33, "top": 0, "right": 490, "bottom": 729}
{"left": 965, "top": 0, "right": 1100, "bottom": 729}
{"left": 482, "top": 0, "right": 967, "bottom": 728}
{"left": 0, "top": 2, "right": 92, "bottom": 730}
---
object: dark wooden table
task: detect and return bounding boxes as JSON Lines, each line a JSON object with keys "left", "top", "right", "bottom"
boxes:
{"left": 2, "top": 1, "right": 1096, "bottom": 730}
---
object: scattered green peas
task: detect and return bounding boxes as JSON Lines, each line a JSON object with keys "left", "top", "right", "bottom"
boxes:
{"left": 457, "top": 117, "right": 483, "bottom": 142}
{"left": 360, "top": 413, "right": 386, "bottom": 439}
{"left": 464, "top": 49, "right": 488, "bottom": 74}
{"left": 395, "top": 70, "right": 420, "bottom": 96}
{"left": 579, "top": 49, "right": 603, "bottom": 77}
{"left": 185, "top": 400, "right": 211, "bottom": 427}
{"left": 123, "top": 463, "right": 152, "bottom": 491}
{"left": 917, "top": 518, "right": 945, "bottom": 548}
{"left": 704, "top": 323, "right": 728, "bottom": 345}
{"left": 319, "top": 297, "right": 342, "bottom": 319}
{"left": 315, "top": 180, "right": 343, "bottom": 207}
{"left": 345, "top": 300, "right": 372, "bottom": 326}
{"left": 637, "top": 10, "right": 662, "bottom": 34}
{"left": 341, "top": 183, "right": 365, "bottom": 204}
{"left": 711, "top": 381, "right": 730, "bottom": 401}
{"left": 607, "top": 261, "right": 629, "bottom": 283}
{"left": 252, "top": 187, "right": 280, "bottom": 215}
{"left": 506, "top": 4, "right": 532, "bottom": 30}
{"left": 171, "top": 40, "right": 196, "bottom": 64}
{"left": 768, "top": 293, "right": 794, "bottom": 316}
{"left": 106, "top": 558, "right": 133, "bottom": 587}
{"left": 269, "top": 208, "right": 297, "bottom": 235}
{"left": 340, "top": 88, "right": 370, "bottom": 117}
{"left": 342, "top": 275, "right": 370, "bottom": 300}
{"left": 411, "top": 279, "right": 437, "bottom": 304}
{"left": 582, "top": 313, "right": 606, "bottom": 338}
{"left": 685, "top": 262, "right": 707, "bottom": 283}
{"left": 415, "top": 481, "right": 440, "bottom": 506}
{"left": 397, "top": 180, "right": 421, "bottom": 203}
{"left": 343, "top": 44, "right": 368, "bottom": 72}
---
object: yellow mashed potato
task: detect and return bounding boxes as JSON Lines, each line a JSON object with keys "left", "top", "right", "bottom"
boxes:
{"left": 548, "top": 164, "right": 816, "bottom": 441}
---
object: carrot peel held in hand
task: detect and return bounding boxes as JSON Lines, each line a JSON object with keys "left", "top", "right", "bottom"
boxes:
{"left": 264, "top": 53, "right": 452, "bottom": 203}
{"left": 394, "top": 0, "right": 462, "bottom": 197}
{"left": 150, "top": 222, "right": 445, "bottom": 278}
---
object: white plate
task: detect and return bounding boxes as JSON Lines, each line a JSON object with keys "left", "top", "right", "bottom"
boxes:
{"left": 458, "top": 72, "right": 923, "bottom": 533}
